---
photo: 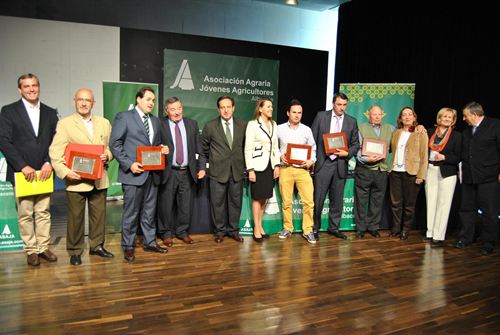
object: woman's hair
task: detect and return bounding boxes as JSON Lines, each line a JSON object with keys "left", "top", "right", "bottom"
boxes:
{"left": 397, "top": 106, "right": 418, "bottom": 129}
{"left": 254, "top": 97, "right": 273, "bottom": 120}
{"left": 436, "top": 107, "right": 457, "bottom": 128}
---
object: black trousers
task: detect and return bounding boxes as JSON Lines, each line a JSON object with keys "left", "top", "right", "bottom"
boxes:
{"left": 389, "top": 171, "right": 421, "bottom": 233}
{"left": 354, "top": 165, "right": 388, "bottom": 232}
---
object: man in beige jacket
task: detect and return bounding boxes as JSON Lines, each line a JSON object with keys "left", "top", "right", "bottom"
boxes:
{"left": 49, "top": 88, "right": 114, "bottom": 265}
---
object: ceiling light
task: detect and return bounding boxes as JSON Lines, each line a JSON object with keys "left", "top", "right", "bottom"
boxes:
{"left": 285, "top": 0, "right": 298, "bottom": 6}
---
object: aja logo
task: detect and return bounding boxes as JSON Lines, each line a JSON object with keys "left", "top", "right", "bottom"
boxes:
{"left": 170, "top": 60, "right": 194, "bottom": 90}
{"left": 1, "top": 224, "right": 14, "bottom": 239}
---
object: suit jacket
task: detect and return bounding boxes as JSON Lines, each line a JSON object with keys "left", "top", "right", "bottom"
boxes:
{"left": 49, "top": 113, "right": 113, "bottom": 192}
{"left": 201, "top": 117, "right": 247, "bottom": 183}
{"left": 0, "top": 99, "right": 58, "bottom": 184}
{"left": 427, "top": 127, "right": 462, "bottom": 178}
{"left": 461, "top": 116, "right": 500, "bottom": 184}
{"left": 311, "top": 110, "right": 360, "bottom": 178}
{"left": 390, "top": 129, "right": 428, "bottom": 179}
{"left": 159, "top": 116, "right": 206, "bottom": 183}
{"left": 109, "top": 108, "right": 162, "bottom": 186}
{"left": 244, "top": 118, "right": 280, "bottom": 172}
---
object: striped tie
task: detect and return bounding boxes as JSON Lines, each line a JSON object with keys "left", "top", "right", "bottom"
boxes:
{"left": 143, "top": 115, "right": 150, "bottom": 137}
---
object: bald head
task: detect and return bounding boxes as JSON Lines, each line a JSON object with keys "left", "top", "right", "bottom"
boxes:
{"left": 74, "top": 88, "right": 95, "bottom": 119}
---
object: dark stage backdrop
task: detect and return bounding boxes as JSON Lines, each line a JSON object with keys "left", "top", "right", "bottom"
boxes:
{"left": 335, "top": 0, "right": 499, "bottom": 131}
{"left": 120, "top": 28, "right": 328, "bottom": 127}
{"left": 335, "top": 0, "right": 500, "bottom": 234}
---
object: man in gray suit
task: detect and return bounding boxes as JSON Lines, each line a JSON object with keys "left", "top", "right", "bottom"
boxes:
{"left": 110, "top": 87, "right": 168, "bottom": 262}
{"left": 311, "top": 92, "right": 360, "bottom": 240}
{"left": 201, "top": 96, "right": 247, "bottom": 243}
{"left": 158, "top": 97, "right": 206, "bottom": 247}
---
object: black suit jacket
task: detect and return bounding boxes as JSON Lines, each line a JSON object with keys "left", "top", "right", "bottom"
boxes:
{"left": 0, "top": 99, "right": 58, "bottom": 184}
{"left": 428, "top": 127, "right": 462, "bottom": 178}
{"left": 311, "top": 110, "right": 360, "bottom": 178}
{"left": 461, "top": 117, "right": 500, "bottom": 184}
{"left": 159, "top": 117, "right": 206, "bottom": 183}
{"left": 201, "top": 117, "right": 247, "bottom": 183}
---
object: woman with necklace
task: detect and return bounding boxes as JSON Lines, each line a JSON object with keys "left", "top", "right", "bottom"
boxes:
{"left": 389, "top": 107, "right": 428, "bottom": 240}
{"left": 424, "top": 108, "right": 462, "bottom": 247}
{"left": 245, "top": 98, "right": 280, "bottom": 242}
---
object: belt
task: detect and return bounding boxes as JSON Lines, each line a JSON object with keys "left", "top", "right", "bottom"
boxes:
{"left": 281, "top": 164, "right": 309, "bottom": 170}
{"left": 429, "top": 161, "right": 442, "bottom": 166}
{"left": 172, "top": 166, "right": 188, "bottom": 170}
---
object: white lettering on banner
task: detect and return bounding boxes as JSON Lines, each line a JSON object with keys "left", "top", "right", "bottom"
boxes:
{"left": 199, "top": 85, "right": 231, "bottom": 93}
{"left": 170, "top": 60, "right": 195, "bottom": 90}
{"left": 0, "top": 224, "right": 14, "bottom": 239}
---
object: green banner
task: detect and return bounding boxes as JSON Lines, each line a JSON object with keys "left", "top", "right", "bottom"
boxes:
{"left": 102, "top": 81, "right": 159, "bottom": 197}
{"left": 339, "top": 83, "right": 416, "bottom": 230}
{"left": 163, "top": 49, "right": 280, "bottom": 128}
{"left": 0, "top": 152, "right": 23, "bottom": 252}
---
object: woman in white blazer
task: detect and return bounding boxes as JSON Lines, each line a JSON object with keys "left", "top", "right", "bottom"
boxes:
{"left": 245, "top": 98, "right": 280, "bottom": 242}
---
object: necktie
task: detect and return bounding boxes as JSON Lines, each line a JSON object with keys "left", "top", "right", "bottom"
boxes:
{"left": 142, "top": 115, "right": 150, "bottom": 138}
{"left": 175, "top": 121, "right": 184, "bottom": 165}
{"left": 225, "top": 121, "right": 232, "bottom": 149}
{"left": 330, "top": 116, "right": 340, "bottom": 160}
{"left": 472, "top": 125, "right": 477, "bottom": 135}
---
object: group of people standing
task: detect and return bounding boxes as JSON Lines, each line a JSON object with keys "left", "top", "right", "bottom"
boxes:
{"left": 1, "top": 73, "right": 499, "bottom": 267}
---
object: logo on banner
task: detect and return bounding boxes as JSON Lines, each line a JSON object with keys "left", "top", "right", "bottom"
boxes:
{"left": 170, "top": 60, "right": 194, "bottom": 90}
{"left": 1, "top": 224, "right": 14, "bottom": 239}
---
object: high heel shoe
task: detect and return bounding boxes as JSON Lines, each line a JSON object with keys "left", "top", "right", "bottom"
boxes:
{"left": 262, "top": 233, "right": 270, "bottom": 239}
{"left": 253, "top": 235, "right": 263, "bottom": 243}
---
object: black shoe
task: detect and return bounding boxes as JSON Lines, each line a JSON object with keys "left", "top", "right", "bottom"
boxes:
{"left": 431, "top": 240, "right": 444, "bottom": 248}
{"left": 480, "top": 247, "right": 494, "bottom": 256}
{"left": 262, "top": 234, "right": 270, "bottom": 239}
{"left": 356, "top": 231, "right": 365, "bottom": 239}
{"left": 368, "top": 230, "right": 381, "bottom": 238}
{"left": 400, "top": 232, "right": 408, "bottom": 240}
{"left": 253, "top": 235, "right": 263, "bottom": 243}
{"left": 90, "top": 245, "right": 114, "bottom": 258}
{"left": 422, "top": 237, "right": 433, "bottom": 242}
{"left": 455, "top": 240, "right": 467, "bottom": 249}
{"left": 328, "top": 230, "right": 348, "bottom": 240}
{"left": 389, "top": 231, "right": 401, "bottom": 238}
{"left": 70, "top": 255, "right": 82, "bottom": 266}
{"left": 313, "top": 231, "right": 319, "bottom": 241}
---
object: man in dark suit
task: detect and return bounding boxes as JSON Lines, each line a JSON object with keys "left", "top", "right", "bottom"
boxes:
{"left": 311, "top": 92, "right": 360, "bottom": 240}
{"left": 158, "top": 97, "right": 206, "bottom": 247}
{"left": 110, "top": 87, "right": 168, "bottom": 262}
{"left": 201, "top": 96, "right": 247, "bottom": 243}
{"left": 456, "top": 101, "right": 500, "bottom": 256}
{"left": 0, "top": 73, "right": 59, "bottom": 266}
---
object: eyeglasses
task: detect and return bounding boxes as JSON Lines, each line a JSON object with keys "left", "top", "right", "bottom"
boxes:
{"left": 76, "top": 98, "right": 94, "bottom": 103}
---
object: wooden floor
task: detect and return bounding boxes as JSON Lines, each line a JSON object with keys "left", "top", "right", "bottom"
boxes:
{"left": 1, "top": 197, "right": 499, "bottom": 334}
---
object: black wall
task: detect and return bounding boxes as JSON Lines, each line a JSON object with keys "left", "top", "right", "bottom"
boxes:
{"left": 335, "top": 0, "right": 499, "bottom": 131}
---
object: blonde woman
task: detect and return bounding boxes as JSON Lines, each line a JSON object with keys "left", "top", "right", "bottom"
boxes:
{"left": 424, "top": 108, "right": 461, "bottom": 247}
{"left": 389, "top": 107, "right": 428, "bottom": 240}
{"left": 245, "top": 98, "right": 280, "bottom": 242}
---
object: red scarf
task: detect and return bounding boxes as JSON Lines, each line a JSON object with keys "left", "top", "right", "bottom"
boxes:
{"left": 429, "top": 127, "right": 452, "bottom": 152}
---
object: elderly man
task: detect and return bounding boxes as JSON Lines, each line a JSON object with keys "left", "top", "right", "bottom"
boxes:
{"left": 456, "top": 102, "right": 500, "bottom": 256}
{"left": 50, "top": 88, "right": 114, "bottom": 265}
{"left": 354, "top": 105, "right": 394, "bottom": 238}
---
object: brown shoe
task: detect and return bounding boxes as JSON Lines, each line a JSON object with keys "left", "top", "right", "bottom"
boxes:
{"left": 39, "top": 249, "right": 58, "bottom": 262}
{"left": 143, "top": 245, "right": 168, "bottom": 253}
{"left": 214, "top": 235, "right": 224, "bottom": 243}
{"left": 163, "top": 237, "right": 174, "bottom": 247}
{"left": 231, "top": 233, "right": 244, "bottom": 242}
{"left": 124, "top": 249, "right": 135, "bottom": 262}
{"left": 180, "top": 235, "right": 194, "bottom": 244}
{"left": 27, "top": 253, "right": 40, "bottom": 267}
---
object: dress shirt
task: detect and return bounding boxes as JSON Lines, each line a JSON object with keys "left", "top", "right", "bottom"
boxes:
{"left": 330, "top": 113, "right": 344, "bottom": 133}
{"left": 221, "top": 117, "right": 234, "bottom": 138}
{"left": 168, "top": 118, "right": 188, "bottom": 167}
{"left": 393, "top": 130, "right": 411, "bottom": 172}
{"left": 81, "top": 115, "right": 94, "bottom": 138}
{"left": 277, "top": 122, "right": 317, "bottom": 164}
{"left": 22, "top": 98, "right": 40, "bottom": 136}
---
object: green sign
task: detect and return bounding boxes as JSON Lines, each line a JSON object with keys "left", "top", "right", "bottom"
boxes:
{"left": 0, "top": 152, "right": 23, "bottom": 252}
{"left": 164, "top": 49, "right": 280, "bottom": 128}
{"left": 102, "top": 81, "right": 159, "bottom": 197}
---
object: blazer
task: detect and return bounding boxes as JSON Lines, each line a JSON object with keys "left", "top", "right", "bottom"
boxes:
{"left": 390, "top": 129, "right": 428, "bottom": 179}
{"left": 461, "top": 116, "right": 500, "bottom": 184}
{"left": 427, "top": 127, "right": 462, "bottom": 178}
{"left": 201, "top": 117, "right": 247, "bottom": 183}
{"left": 109, "top": 108, "right": 162, "bottom": 186}
{"left": 159, "top": 116, "right": 206, "bottom": 184}
{"left": 311, "top": 110, "right": 360, "bottom": 178}
{"left": 49, "top": 113, "right": 113, "bottom": 192}
{"left": 0, "top": 99, "right": 58, "bottom": 184}
{"left": 244, "top": 118, "right": 280, "bottom": 172}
